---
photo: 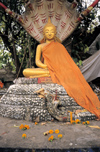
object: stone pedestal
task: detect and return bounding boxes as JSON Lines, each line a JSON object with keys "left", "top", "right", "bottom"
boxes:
{"left": 0, "top": 77, "right": 97, "bottom": 122}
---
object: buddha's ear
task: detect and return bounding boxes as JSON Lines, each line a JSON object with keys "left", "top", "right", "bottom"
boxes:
{"left": 40, "top": 36, "right": 46, "bottom": 43}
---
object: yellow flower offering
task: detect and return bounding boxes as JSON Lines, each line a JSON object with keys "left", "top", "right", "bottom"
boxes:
{"left": 35, "top": 122, "right": 38, "bottom": 125}
{"left": 58, "top": 134, "right": 63, "bottom": 138}
{"left": 82, "top": 122, "right": 86, "bottom": 125}
{"left": 75, "top": 119, "right": 81, "bottom": 124}
{"left": 86, "top": 121, "right": 90, "bottom": 124}
{"left": 50, "top": 135, "right": 54, "bottom": 140}
{"left": 19, "top": 124, "right": 24, "bottom": 129}
{"left": 19, "top": 124, "right": 30, "bottom": 130}
{"left": 49, "top": 130, "right": 54, "bottom": 134}
{"left": 24, "top": 125, "right": 30, "bottom": 129}
{"left": 48, "top": 135, "right": 54, "bottom": 141}
{"left": 22, "top": 134, "right": 27, "bottom": 138}
{"left": 55, "top": 129, "right": 59, "bottom": 134}
{"left": 82, "top": 121, "right": 90, "bottom": 125}
{"left": 48, "top": 137, "right": 52, "bottom": 141}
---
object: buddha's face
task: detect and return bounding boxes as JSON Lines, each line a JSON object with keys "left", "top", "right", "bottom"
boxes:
{"left": 44, "top": 26, "right": 56, "bottom": 40}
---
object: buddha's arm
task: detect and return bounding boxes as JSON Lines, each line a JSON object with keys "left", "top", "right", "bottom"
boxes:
{"left": 35, "top": 45, "right": 48, "bottom": 69}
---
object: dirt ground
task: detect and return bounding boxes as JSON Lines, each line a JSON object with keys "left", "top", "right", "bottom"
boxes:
{"left": 0, "top": 116, "right": 100, "bottom": 150}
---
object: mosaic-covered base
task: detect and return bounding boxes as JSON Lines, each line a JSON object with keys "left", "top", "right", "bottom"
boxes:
{"left": 0, "top": 77, "right": 97, "bottom": 122}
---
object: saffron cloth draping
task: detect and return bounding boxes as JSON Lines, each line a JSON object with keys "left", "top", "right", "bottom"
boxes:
{"left": 42, "top": 41, "right": 100, "bottom": 119}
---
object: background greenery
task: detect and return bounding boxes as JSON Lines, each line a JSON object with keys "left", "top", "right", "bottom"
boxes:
{"left": 0, "top": 0, "right": 100, "bottom": 77}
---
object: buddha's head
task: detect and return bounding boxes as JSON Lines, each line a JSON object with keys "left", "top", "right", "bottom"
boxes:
{"left": 43, "top": 18, "right": 56, "bottom": 41}
{"left": 40, "top": 18, "right": 61, "bottom": 43}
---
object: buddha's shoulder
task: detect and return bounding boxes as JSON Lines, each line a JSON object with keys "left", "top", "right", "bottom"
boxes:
{"left": 37, "top": 43, "right": 47, "bottom": 49}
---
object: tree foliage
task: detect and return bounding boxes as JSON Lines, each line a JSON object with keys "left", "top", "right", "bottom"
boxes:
{"left": 65, "top": 5, "right": 100, "bottom": 66}
{"left": 0, "top": 0, "right": 39, "bottom": 77}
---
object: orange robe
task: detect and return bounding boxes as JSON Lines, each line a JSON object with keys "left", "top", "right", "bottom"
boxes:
{"left": 42, "top": 41, "right": 100, "bottom": 119}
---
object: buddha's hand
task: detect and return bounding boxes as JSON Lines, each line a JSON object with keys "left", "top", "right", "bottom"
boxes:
{"left": 41, "top": 63, "right": 48, "bottom": 69}
{"left": 44, "top": 65, "right": 48, "bottom": 70}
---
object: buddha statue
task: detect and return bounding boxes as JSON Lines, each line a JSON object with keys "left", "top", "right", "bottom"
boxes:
{"left": 23, "top": 18, "right": 59, "bottom": 78}
{"left": 23, "top": 18, "right": 100, "bottom": 119}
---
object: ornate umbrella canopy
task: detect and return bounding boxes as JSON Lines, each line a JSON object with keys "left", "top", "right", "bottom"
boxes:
{"left": 0, "top": 0, "right": 99, "bottom": 43}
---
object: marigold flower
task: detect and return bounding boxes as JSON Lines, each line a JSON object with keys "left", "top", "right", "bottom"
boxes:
{"left": 0, "top": 81, "right": 3, "bottom": 88}
{"left": 82, "top": 121, "right": 90, "bottom": 125}
{"left": 58, "top": 134, "right": 63, "bottom": 138}
{"left": 55, "top": 129, "right": 59, "bottom": 134}
{"left": 19, "top": 124, "right": 30, "bottom": 130}
{"left": 82, "top": 122, "right": 86, "bottom": 125}
{"left": 48, "top": 135, "right": 54, "bottom": 141}
{"left": 24, "top": 125, "right": 30, "bottom": 129}
{"left": 48, "top": 137, "right": 52, "bottom": 141}
{"left": 86, "top": 121, "right": 90, "bottom": 124}
{"left": 35, "top": 122, "right": 38, "bottom": 125}
{"left": 22, "top": 133, "right": 27, "bottom": 138}
{"left": 50, "top": 135, "right": 54, "bottom": 140}
{"left": 19, "top": 124, "right": 24, "bottom": 129}
{"left": 49, "top": 130, "right": 54, "bottom": 134}
{"left": 75, "top": 119, "right": 81, "bottom": 124}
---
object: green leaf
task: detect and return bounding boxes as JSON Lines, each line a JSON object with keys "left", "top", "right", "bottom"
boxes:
{"left": 84, "top": 47, "right": 89, "bottom": 53}
{"left": 79, "top": 60, "right": 82, "bottom": 66}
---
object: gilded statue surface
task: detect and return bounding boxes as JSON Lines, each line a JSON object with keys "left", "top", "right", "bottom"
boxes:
{"left": 23, "top": 18, "right": 57, "bottom": 78}
{"left": 23, "top": 18, "right": 100, "bottom": 119}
